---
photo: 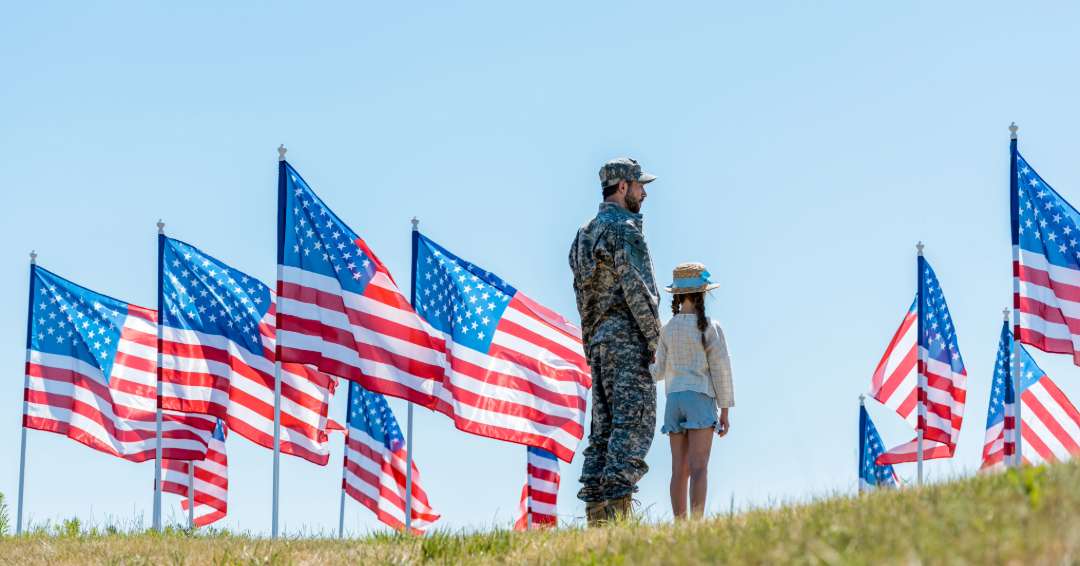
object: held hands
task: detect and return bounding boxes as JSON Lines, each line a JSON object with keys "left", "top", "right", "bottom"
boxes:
{"left": 717, "top": 409, "right": 730, "bottom": 438}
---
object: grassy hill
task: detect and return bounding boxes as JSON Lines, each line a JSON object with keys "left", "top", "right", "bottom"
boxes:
{"left": 2, "top": 462, "right": 1079, "bottom": 565}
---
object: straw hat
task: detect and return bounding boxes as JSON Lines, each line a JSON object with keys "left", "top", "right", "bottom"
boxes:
{"left": 663, "top": 262, "right": 720, "bottom": 294}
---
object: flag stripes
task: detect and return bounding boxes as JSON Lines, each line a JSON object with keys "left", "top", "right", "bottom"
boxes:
{"left": 163, "top": 420, "right": 228, "bottom": 526}
{"left": 24, "top": 268, "right": 214, "bottom": 462}
{"left": 514, "top": 447, "right": 560, "bottom": 530}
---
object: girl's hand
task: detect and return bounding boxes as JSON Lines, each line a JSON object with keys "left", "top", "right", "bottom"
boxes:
{"left": 718, "top": 412, "right": 730, "bottom": 437}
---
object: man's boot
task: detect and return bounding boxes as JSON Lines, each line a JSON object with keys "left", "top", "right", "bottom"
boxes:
{"left": 605, "top": 494, "right": 639, "bottom": 522}
{"left": 586, "top": 501, "right": 607, "bottom": 528}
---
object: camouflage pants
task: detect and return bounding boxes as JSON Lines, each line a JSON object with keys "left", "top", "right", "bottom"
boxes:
{"left": 577, "top": 341, "right": 657, "bottom": 502}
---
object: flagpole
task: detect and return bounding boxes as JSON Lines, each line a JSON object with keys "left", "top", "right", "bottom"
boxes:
{"left": 404, "top": 217, "right": 419, "bottom": 535}
{"left": 526, "top": 447, "right": 533, "bottom": 530}
{"left": 154, "top": 220, "right": 166, "bottom": 531}
{"left": 273, "top": 144, "right": 287, "bottom": 538}
{"left": 1004, "top": 308, "right": 1017, "bottom": 468}
{"left": 339, "top": 383, "right": 352, "bottom": 539}
{"left": 916, "top": 242, "right": 925, "bottom": 486}
{"left": 858, "top": 394, "right": 866, "bottom": 495}
{"left": 1009, "top": 122, "right": 1024, "bottom": 470}
{"left": 17, "top": 251, "right": 38, "bottom": 535}
{"left": 188, "top": 462, "right": 195, "bottom": 529}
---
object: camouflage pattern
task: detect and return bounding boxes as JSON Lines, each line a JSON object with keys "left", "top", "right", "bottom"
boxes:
{"left": 599, "top": 158, "right": 658, "bottom": 188}
{"left": 570, "top": 202, "right": 661, "bottom": 503}
{"left": 569, "top": 203, "right": 661, "bottom": 353}
{"left": 577, "top": 341, "right": 657, "bottom": 502}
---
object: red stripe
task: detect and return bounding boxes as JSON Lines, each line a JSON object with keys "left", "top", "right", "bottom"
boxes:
{"left": 1020, "top": 422, "right": 1058, "bottom": 463}
{"left": 1018, "top": 264, "right": 1080, "bottom": 303}
{"left": 870, "top": 311, "right": 916, "bottom": 399}
{"left": 496, "top": 316, "right": 588, "bottom": 375}
{"left": 1023, "top": 384, "right": 1080, "bottom": 456}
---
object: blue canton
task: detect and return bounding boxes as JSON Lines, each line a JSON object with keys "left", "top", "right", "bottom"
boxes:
{"left": 860, "top": 405, "right": 899, "bottom": 489}
{"left": 920, "top": 261, "right": 965, "bottom": 375}
{"left": 985, "top": 322, "right": 1015, "bottom": 428}
{"left": 348, "top": 382, "right": 404, "bottom": 453}
{"left": 30, "top": 268, "right": 129, "bottom": 378}
{"left": 1017, "top": 341, "right": 1048, "bottom": 394}
{"left": 1016, "top": 153, "right": 1080, "bottom": 270}
{"left": 282, "top": 163, "right": 377, "bottom": 296}
{"left": 160, "top": 238, "right": 271, "bottom": 356}
{"left": 414, "top": 234, "right": 516, "bottom": 354}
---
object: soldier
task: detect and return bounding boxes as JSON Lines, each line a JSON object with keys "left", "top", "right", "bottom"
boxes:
{"left": 569, "top": 158, "right": 661, "bottom": 526}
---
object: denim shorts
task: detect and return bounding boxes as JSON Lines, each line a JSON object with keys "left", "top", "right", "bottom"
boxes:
{"left": 661, "top": 391, "right": 719, "bottom": 435}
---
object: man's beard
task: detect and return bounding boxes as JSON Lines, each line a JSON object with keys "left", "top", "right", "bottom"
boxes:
{"left": 624, "top": 189, "right": 642, "bottom": 214}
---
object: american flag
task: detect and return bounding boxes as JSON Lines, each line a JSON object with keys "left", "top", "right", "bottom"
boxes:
{"left": 157, "top": 236, "right": 339, "bottom": 465}
{"left": 274, "top": 161, "right": 590, "bottom": 462}
{"left": 514, "top": 447, "right": 560, "bottom": 530}
{"left": 162, "top": 419, "right": 228, "bottom": 526}
{"left": 341, "top": 381, "right": 439, "bottom": 533}
{"left": 23, "top": 266, "right": 215, "bottom": 461}
{"left": 983, "top": 324, "right": 1080, "bottom": 469}
{"left": 858, "top": 404, "right": 900, "bottom": 492}
{"left": 868, "top": 300, "right": 918, "bottom": 429}
{"left": 875, "top": 259, "right": 967, "bottom": 465}
{"left": 1012, "top": 147, "right": 1080, "bottom": 365}
{"left": 980, "top": 321, "right": 1017, "bottom": 471}
{"left": 412, "top": 234, "right": 590, "bottom": 461}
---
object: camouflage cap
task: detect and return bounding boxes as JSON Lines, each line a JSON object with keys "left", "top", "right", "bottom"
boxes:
{"left": 599, "top": 158, "right": 657, "bottom": 189}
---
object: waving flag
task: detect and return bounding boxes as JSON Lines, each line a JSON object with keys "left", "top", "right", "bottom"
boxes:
{"left": 980, "top": 321, "right": 1017, "bottom": 471}
{"left": 876, "top": 259, "right": 968, "bottom": 465}
{"left": 274, "top": 161, "right": 589, "bottom": 462}
{"left": 341, "top": 382, "right": 439, "bottom": 533}
{"left": 157, "top": 236, "right": 338, "bottom": 464}
{"left": 987, "top": 327, "right": 1080, "bottom": 466}
{"left": 858, "top": 404, "right": 900, "bottom": 492}
{"left": 868, "top": 300, "right": 918, "bottom": 428}
{"left": 163, "top": 419, "right": 228, "bottom": 526}
{"left": 412, "top": 234, "right": 590, "bottom": 460}
{"left": 514, "top": 447, "right": 560, "bottom": 530}
{"left": 1011, "top": 146, "right": 1080, "bottom": 365}
{"left": 23, "top": 266, "right": 215, "bottom": 461}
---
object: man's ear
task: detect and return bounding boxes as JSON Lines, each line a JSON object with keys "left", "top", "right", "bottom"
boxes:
{"left": 618, "top": 180, "right": 629, "bottom": 195}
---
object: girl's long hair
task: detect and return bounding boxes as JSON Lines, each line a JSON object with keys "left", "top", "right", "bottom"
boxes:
{"left": 670, "top": 291, "right": 708, "bottom": 345}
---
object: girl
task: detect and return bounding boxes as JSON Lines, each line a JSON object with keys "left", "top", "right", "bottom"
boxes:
{"left": 650, "top": 262, "right": 734, "bottom": 519}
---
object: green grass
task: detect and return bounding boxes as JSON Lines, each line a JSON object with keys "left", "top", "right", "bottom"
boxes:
{"left": 3, "top": 462, "right": 1080, "bottom": 565}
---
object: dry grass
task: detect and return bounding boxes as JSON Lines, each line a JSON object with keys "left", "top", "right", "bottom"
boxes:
{"left": 3, "top": 462, "right": 1080, "bottom": 565}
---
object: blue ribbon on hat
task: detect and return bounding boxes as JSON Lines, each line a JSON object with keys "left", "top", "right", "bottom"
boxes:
{"left": 671, "top": 269, "right": 713, "bottom": 288}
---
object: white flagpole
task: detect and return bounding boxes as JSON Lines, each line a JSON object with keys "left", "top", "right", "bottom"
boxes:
{"left": 403, "top": 217, "right": 418, "bottom": 536}
{"left": 272, "top": 280, "right": 283, "bottom": 538}
{"left": 154, "top": 220, "right": 166, "bottom": 531}
{"left": 188, "top": 462, "right": 195, "bottom": 529}
{"left": 339, "top": 385, "right": 350, "bottom": 540}
{"left": 404, "top": 404, "right": 414, "bottom": 535}
{"left": 1010, "top": 123, "right": 1024, "bottom": 470}
{"left": 17, "top": 250, "right": 37, "bottom": 535}
{"left": 272, "top": 145, "right": 286, "bottom": 538}
{"left": 526, "top": 447, "right": 533, "bottom": 530}
{"left": 916, "top": 242, "right": 924, "bottom": 487}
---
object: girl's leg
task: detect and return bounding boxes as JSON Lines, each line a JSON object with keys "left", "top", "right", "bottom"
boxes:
{"left": 669, "top": 432, "right": 690, "bottom": 519}
{"left": 687, "top": 428, "right": 714, "bottom": 518}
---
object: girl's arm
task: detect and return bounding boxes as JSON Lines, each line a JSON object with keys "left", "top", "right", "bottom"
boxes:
{"left": 649, "top": 329, "right": 668, "bottom": 382}
{"left": 705, "top": 321, "right": 734, "bottom": 408}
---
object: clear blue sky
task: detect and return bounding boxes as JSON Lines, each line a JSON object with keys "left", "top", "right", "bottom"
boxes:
{"left": 4, "top": 1, "right": 1080, "bottom": 534}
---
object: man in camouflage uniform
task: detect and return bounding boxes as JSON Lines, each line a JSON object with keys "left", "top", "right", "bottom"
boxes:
{"left": 569, "top": 158, "right": 661, "bottom": 526}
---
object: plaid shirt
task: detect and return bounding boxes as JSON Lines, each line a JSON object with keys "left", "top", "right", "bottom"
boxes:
{"left": 649, "top": 314, "right": 734, "bottom": 408}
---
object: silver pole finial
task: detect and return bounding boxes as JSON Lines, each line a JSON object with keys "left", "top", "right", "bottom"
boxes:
{"left": 1010, "top": 122, "right": 1018, "bottom": 140}
{"left": 1004, "top": 308, "right": 1011, "bottom": 321}
{"left": 29, "top": 250, "right": 37, "bottom": 265}
{"left": 278, "top": 144, "right": 287, "bottom": 162}
{"left": 916, "top": 241, "right": 924, "bottom": 256}
{"left": 411, "top": 217, "right": 419, "bottom": 232}
{"left": 157, "top": 219, "right": 165, "bottom": 234}
{"left": 859, "top": 394, "right": 865, "bottom": 406}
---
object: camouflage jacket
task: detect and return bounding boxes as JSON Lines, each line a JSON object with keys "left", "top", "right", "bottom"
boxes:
{"left": 569, "top": 202, "right": 661, "bottom": 353}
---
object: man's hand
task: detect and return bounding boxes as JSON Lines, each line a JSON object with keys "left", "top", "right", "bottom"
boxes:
{"left": 718, "top": 409, "right": 730, "bottom": 437}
